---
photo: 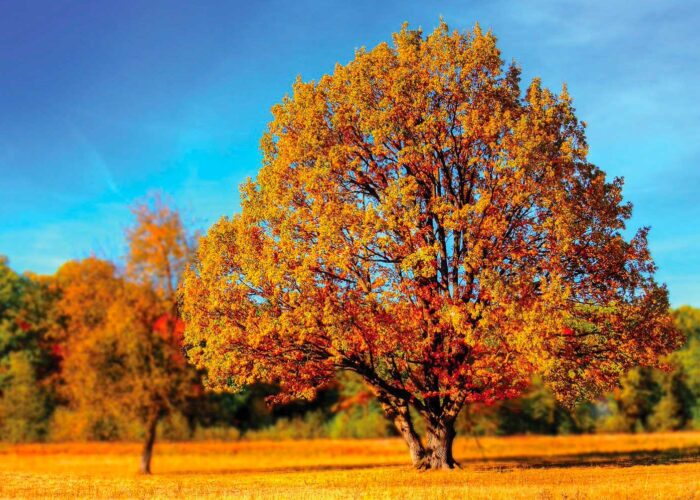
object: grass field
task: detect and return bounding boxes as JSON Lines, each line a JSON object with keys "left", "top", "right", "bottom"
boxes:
{"left": 1, "top": 433, "right": 699, "bottom": 499}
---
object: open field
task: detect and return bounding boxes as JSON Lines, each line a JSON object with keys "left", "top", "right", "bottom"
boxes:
{"left": 1, "top": 433, "right": 699, "bottom": 499}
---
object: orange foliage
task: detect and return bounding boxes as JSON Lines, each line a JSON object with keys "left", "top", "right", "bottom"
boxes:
{"left": 181, "top": 23, "right": 681, "bottom": 469}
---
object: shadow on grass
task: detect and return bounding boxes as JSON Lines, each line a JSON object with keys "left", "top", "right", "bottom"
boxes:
{"left": 171, "top": 446, "right": 700, "bottom": 475}
{"left": 469, "top": 446, "right": 700, "bottom": 471}
{"left": 170, "top": 462, "right": 409, "bottom": 476}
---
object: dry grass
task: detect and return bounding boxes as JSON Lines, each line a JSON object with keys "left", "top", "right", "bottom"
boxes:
{"left": 1, "top": 433, "right": 699, "bottom": 499}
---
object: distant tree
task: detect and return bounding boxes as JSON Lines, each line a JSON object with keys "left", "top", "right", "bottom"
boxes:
{"left": 600, "top": 307, "right": 700, "bottom": 433}
{"left": 599, "top": 367, "right": 662, "bottom": 432}
{"left": 0, "top": 351, "right": 50, "bottom": 442}
{"left": 673, "top": 307, "right": 700, "bottom": 403}
{"left": 181, "top": 23, "right": 681, "bottom": 469}
{"left": 648, "top": 369, "right": 693, "bottom": 431}
{"left": 124, "top": 195, "right": 199, "bottom": 473}
{"left": 54, "top": 196, "right": 199, "bottom": 473}
{"left": 327, "top": 372, "right": 393, "bottom": 439}
{"left": 484, "top": 377, "right": 597, "bottom": 436}
{"left": 52, "top": 257, "right": 127, "bottom": 440}
{"left": 665, "top": 306, "right": 700, "bottom": 427}
{"left": 0, "top": 257, "right": 57, "bottom": 441}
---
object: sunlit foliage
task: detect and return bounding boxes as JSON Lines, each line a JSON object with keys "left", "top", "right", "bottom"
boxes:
{"left": 182, "top": 22, "right": 681, "bottom": 469}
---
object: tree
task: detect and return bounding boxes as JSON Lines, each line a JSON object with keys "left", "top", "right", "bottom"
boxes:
{"left": 52, "top": 258, "right": 126, "bottom": 440}
{"left": 600, "top": 367, "right": 661, "bottom": 432}
{"left": 181, "top": 23, "right": 680, "bottom": 469}
{"left": 647, "top": 369, "right": 693, "bottom": 431}
{"left": 0, "top": 257, "right": 58, "bottom": 441}
{"left": 665, "top": 306, "right": 700, "bottom": 427}
{"left": 673, "top": 307, "right": 700, "bottom": 411}
{"left": 601, "top": 307, "right": 700, "bottom": 433}
{"left": 125, "top": 194, "right": 198, "bottom": 473}
{"left": 53, "top": 196, "right": 198, "bottom": 473}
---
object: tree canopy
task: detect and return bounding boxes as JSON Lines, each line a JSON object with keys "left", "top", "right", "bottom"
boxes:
{"left": 183, "top": 22, "right": 680, "bottom": 469}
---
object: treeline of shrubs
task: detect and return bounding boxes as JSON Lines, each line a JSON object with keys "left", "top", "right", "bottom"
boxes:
{"left": 1, "top": 200, "right": 698, "bottom": 444}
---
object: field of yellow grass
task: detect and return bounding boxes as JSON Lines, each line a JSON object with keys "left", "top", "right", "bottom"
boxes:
{"left": 1, "top": 433, "right": 699, "bottom": 499}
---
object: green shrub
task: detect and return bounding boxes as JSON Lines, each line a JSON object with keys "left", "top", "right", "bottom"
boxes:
{"left": 246, "top": 410, "right": 328, "bottom": 440}
{"left": 158, "top": 411, "right": 192, "bottom": 441}
{"left": 192, "top": 425, "right": 241, "bottom": 441}
{"left": 0, "top": 352, "right": 49, "bottom": 442}
{"left": 327, "top": 401, "right": 392, "bottom": 439}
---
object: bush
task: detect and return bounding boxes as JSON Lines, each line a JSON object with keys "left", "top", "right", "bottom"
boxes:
{"left": 327, "top": 401, "right": 392, "bottom": 439}
{"left": 158, "top": 411, "right": 192, "bottom": 441}
{"left": 192, "top": 425, "right": 241, "bottom": 441}
{"left": 48, "top": 408, "right": 90, "bottom": 442}
{"left": 246, "top": 411, "right": 329, "bottom": 440}
{"left": 0, "top": 352, "right": 49, "bottom": 442}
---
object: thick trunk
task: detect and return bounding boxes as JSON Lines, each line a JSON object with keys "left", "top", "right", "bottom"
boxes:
{"left": 368, "top": 382, "right": 461, "bottom": 470}
{"left": 139, "top": 414, "right": 159, "bottom": 475}
{"left": 375, "top": 393, "right": 427, "bottom": 468}
{"left": 394, "top": 409, "right": 427, "bottom": 468}
{"left": 425, "top": 418, "right": 458, "bottom": 469}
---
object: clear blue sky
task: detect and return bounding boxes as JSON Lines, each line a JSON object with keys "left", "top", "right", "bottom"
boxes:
{"left": 0, "top": 0, "right": 698, "bottom": 306}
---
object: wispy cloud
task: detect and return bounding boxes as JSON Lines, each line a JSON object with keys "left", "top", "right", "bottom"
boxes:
{"left": 67, "top": 123, "right": 121, "bottom": 197}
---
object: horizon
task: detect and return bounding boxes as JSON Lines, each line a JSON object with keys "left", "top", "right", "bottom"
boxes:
{"left": 0, "top": 0, "right": 698, "bottom": 306}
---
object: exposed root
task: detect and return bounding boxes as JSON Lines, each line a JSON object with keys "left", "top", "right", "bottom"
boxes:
{"left": 413, "top": 455, "right": 461, "bottom": 471}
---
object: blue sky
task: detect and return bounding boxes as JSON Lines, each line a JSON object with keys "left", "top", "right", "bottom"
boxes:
{"left": 0, "top": 0, "right": 698, "bottom": 306}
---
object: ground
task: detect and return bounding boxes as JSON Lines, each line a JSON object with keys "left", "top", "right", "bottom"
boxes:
{"left": 1, "top": 433, "right": 699, "bottom": 499}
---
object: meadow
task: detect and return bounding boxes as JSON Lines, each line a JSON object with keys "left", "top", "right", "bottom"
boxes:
{"left": 1, "top": 433, "right": 699, "bottom": 499}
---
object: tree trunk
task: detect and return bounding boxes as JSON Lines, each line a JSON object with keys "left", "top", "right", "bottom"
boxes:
{"left": 394, "top": 409, "right": 427, "bottom": 468}
{"left": 371, "top": 385, "right": 461, "bottom": 470}
{"left": 375, "top": 393, "right": 428, "bottom": 468}
{"left": 139, "top": 413, "right": 159, "bottom": 474}
{"left": 425, "top": 418, "right": 458, "bottom": 469}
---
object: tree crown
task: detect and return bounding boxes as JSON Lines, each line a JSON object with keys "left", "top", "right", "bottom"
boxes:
{"left": 182, "top": 23, "right": 680, "bottom": 413}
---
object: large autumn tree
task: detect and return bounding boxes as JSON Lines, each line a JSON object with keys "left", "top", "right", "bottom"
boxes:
{"left": 181, "top": 23, "right": 680, "bottom": 469}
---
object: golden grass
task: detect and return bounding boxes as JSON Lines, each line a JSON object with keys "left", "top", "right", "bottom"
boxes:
{"left": 1, "top": 433, "right": 699, "bottom": 499}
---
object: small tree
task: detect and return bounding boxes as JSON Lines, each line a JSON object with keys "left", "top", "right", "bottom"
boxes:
{"left": 54, "top": 196, "right": 197, "bottom": 474}
{"left": 181, "top": 23, "right": 680, "bottom": 469}
{"left": 126, "top": 195, "right": 198, "bottom": 474}
{"left": 125, "top": 194, "right": 198, "bottom": 473}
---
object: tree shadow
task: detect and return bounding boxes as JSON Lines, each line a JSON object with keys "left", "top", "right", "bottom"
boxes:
{"left": 171, "top": 462, "right": 408, "bottom": 476}
{"left": 466, "top": 446, "right": 700, "bottom": 471}
{"left": 170, "top": 445, "right": 700, "bottom": 475}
